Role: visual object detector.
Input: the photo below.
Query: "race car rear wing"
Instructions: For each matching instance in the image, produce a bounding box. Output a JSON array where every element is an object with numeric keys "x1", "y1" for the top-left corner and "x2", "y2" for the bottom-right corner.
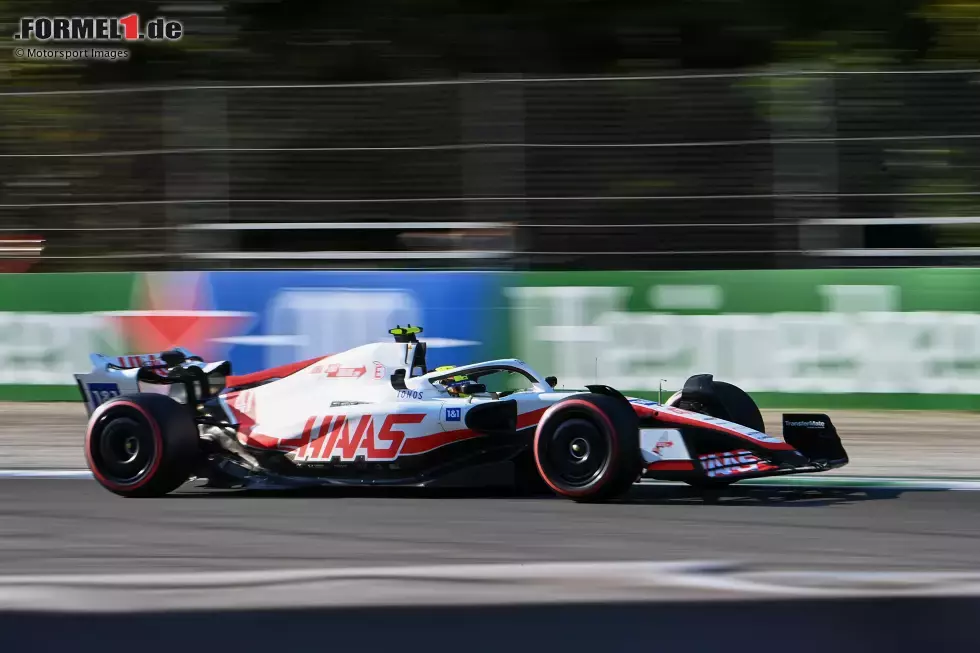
[
  {"x1": 90, "y1": 348, "x2": 199, "y2": 372},
  {"x1": 75, "y1": 348, "x2": 231, "y2": 415}
]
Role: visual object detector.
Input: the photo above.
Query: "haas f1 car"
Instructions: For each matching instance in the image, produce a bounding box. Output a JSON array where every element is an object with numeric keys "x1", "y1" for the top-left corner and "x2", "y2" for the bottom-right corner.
[{"x1": 76, "y1": 326, "x2": 848, "y2": 501}]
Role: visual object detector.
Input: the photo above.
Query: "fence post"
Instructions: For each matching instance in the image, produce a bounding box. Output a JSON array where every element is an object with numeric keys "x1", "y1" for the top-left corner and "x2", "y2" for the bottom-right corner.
[
  {"x1": 769, "y1": 66, "x2": 841, "y2": 267},
  {"x1": 460, "y1": 77, "x2": 524, "y2": 266},
  {"x1": 163, "y1": 89, "x2": 232, "y2": 268}
]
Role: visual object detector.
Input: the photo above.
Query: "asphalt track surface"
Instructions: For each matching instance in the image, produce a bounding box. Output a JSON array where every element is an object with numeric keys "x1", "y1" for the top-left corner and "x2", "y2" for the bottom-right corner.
[
  {"x1": 3, "y1": 478, "x2": 980, "y2": 575},
  {"x1": 8, "y1": 402, "x2": 980, "y2": 477}
]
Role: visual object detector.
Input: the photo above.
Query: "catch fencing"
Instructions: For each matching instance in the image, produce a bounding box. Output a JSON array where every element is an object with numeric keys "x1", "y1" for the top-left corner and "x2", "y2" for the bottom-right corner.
[{"x1": 2, "y1": 68, "x2": 980, "y2": 270}]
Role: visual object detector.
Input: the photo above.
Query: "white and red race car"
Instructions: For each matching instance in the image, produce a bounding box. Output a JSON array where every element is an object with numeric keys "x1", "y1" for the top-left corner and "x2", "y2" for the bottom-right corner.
[{"x1": 76, "y1": 325, "x2": 848, "y2": 501}]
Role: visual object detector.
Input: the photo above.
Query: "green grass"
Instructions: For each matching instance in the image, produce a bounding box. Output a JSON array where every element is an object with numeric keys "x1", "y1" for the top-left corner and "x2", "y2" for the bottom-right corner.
[
  {"x1": 626, "y1": 390, "x2": 980, "y2": 411},
  {"x1": 4, "y1": 386, "x2": 980, "y2": 411}
]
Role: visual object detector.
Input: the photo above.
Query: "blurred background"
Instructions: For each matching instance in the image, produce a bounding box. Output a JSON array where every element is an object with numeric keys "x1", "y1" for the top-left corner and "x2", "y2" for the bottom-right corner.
[
  {"x1": 3, "y1": 0, "x2": 980, "y2": 407},
  {"x1": 3, "y1": 0, "x2": 980, "y2": 271},
  {"x1": 6, "y1": 7, "x2": 980, "y2": 644}
]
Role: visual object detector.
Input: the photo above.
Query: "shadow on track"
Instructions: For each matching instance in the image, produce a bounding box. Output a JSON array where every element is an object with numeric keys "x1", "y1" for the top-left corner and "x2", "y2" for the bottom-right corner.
[
  {"x1": 623, "y1": 483, "x2": 906, "y2": 507},
  {"x1": 171, "y1": 480, "x2": 909, "y2": 507}
]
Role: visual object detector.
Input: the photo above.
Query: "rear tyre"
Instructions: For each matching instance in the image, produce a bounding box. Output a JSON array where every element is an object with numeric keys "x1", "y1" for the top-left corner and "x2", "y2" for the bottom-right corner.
[
  {"x1": 85, "y1": 393, "x2": 200, "y2": 497},
  {"x1": 533, "y1": 394, "x2": 641, "y2": 503}
]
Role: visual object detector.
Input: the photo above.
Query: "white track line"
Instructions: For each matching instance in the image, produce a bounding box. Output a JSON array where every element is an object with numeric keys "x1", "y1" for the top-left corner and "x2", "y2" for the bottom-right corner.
[
  {"x1": 639, "y1": 477, "x2": 980, "y2": 490},
  {"x1": 4, "y1": 470, "x2": 980, "y2": 491},
  {"x1": 0, "y1": 470, "x2": 93, "y2": 479},
  {"x1": 3, "y1": 561, "x2": 980, "y2": 613},
  {"x1": 4, "y1": 469, "x2": 980, "y2": 489},
  {"x1": 0, "y1": 560, "x2": 734, "y2": 588}
]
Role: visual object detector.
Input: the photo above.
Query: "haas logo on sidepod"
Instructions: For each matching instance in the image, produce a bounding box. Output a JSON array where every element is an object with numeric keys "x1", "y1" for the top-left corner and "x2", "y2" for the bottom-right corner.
[{"x1": 281, "y1": 413, "x2": 426, "y2": 462}]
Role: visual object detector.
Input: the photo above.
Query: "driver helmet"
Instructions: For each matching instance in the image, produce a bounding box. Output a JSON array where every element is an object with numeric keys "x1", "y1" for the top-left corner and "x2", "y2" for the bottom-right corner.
[{"x1": 434, "y1": 365, "x2": 476, "y2": 397}]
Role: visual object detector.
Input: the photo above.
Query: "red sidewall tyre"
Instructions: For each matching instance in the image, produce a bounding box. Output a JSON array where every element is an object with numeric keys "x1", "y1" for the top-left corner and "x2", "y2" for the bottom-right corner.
[
  {"x1": 533, "y1": 394, "x2": 641, "y2": 503},
  {"x1": 85, "y1": 393, "x2": 199, "y2": 497}
]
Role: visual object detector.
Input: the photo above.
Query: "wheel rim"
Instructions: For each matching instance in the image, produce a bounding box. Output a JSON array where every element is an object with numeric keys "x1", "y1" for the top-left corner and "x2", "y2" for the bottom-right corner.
[
  {"x1": 543, "y1": 417, "x2": 610, "y2": 488},
  {"x1": 93, "y1": 416, "x2": 156, "y2": 485}
]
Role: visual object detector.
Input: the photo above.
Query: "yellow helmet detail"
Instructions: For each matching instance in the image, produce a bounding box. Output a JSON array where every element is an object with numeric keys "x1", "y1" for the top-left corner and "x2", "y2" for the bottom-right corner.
[{"x1": 435, "y1": 365, "x2": 468, "y2": 383}]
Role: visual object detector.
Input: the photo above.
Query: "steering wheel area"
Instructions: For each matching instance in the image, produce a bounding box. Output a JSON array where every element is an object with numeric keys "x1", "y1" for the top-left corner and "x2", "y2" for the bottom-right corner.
[{"x1": 430, "y1": 365, "x2": 540, "y2": 399}]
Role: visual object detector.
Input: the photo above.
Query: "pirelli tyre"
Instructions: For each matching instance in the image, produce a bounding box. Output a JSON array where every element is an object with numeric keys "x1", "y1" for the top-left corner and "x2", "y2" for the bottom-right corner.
[
  {"x1": 533, "y1": 393, "x2": 642, "y2": 503},
  {"x1": 679, "y1": 379, "x2": 764, "y2": 490},
  {"x1": 85, "y1": 393, "x2": 200, "y2": 497},
  {"x1": 670, "y1": 377, "x2": 765, "y2": 435},
  {"x1": 707, "y1": 381, "x2": 766, "y2": 435}
]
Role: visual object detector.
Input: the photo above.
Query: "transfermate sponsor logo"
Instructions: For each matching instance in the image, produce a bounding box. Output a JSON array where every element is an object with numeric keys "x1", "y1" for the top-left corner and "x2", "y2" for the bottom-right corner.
[{"x1": 784, "y1": 420, "x2": 826, "y2": 428}]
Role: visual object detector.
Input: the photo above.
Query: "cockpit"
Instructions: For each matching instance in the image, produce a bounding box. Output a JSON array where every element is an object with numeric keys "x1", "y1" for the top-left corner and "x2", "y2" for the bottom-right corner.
[
  {"x1": 429, "y1": 364, "x2": 549, "y2": 397},
  {"x1": 387, "y1": 324, "x2": 557, "y2": 398}
]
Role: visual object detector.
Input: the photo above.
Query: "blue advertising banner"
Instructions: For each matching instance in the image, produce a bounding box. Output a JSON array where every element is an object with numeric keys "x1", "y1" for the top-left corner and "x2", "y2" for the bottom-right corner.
[{"x1": 206, "y1": 271, "x2": 504, "y2": 375}]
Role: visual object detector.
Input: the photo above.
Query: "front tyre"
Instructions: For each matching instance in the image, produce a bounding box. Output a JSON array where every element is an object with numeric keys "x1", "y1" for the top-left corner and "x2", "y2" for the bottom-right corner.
[
  {"x1": 85, "y1": 393, "x2": 200, "y2": 497},
  {"x1": 533, "y1": 394, "x2": 641, "y2": 503},
  {"x1": 669, "y1": 376, "x2": 765, "y2": 434},
  {"x1": 671, "y1": 377, "x2": 764, "y2": 491},
  {"x1": 709, "y1": 381, "x2": 765, "y2": 434}
]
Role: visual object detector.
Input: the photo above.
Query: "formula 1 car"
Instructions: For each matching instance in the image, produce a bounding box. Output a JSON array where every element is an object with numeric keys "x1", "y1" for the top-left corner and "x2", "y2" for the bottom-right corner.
[{"x1": 75, "y1": 325, "x2": 848, "y2": 501}]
